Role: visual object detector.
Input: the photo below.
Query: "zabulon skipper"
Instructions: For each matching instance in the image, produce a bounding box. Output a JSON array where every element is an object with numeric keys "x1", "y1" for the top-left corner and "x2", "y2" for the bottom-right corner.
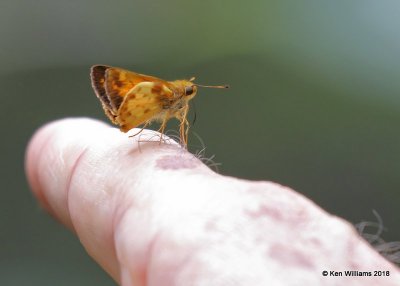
[{"x1": 90, "y1": 65, "x2": 228, "y2": 147}]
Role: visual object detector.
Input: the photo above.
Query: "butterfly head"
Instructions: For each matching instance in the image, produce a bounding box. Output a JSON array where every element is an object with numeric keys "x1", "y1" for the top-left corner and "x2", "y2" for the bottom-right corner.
[
  {"x1": 173, "y1": 78, "x2": 229, "y2": 101},
  {"x1": 171, "y1": 79, "x2": 198, "y2": 100}
]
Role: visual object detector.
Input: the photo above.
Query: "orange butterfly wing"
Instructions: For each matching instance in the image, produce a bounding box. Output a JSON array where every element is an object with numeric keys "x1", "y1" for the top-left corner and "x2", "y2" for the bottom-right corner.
[
  {"x1": 117, "y1": 82, "x2": 173, "y2": 132},
  {"x1": 91, "y1": 65, "x2": 175, "y2": 131}
]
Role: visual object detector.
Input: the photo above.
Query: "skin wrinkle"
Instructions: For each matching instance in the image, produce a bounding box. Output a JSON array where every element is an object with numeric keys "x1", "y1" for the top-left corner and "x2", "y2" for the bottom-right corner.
[
  {"x1": 144, "y1": 227, "x2": 204, "y2": 286},
  {"x1": 64, "y1": 130, "x2": 123, "y2": 283},
  {"x1": 65, "y1": 146, "x2": 89, "y2": 234},
  {"x1": 112, "y1": 202, "x2": 153, "y2": 286},
  {"x1": 110, "y1": 160, "x2": 181, "y2": 286},
  {"x1": 144, "y1": 231, "x2": 161, "y2": 286},
  {"x1": 111, "y1": 163, "x2": 202, "y2": 285},
  {"x1": 110, "y1": 144, "x2": 202, "y2": 284},
  {"x1": 111, "y1": 199, "x2": 135, "y2": 282}
]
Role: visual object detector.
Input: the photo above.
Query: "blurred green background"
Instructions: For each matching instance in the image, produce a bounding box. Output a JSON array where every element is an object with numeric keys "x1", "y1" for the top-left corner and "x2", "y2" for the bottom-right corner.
[{"x1": 1, "y1": 0, "x2": 399, "y2": 284}]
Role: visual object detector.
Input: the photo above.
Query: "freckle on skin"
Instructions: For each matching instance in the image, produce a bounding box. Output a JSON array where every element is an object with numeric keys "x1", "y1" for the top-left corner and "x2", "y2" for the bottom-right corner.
[
  {"x1": 268, "y1": 243, "x2": 315, "y2": 269},
  {"x1": 245, "y1": 204, "x2": 283, "y2": 221},
  {"x1": 156, "y1": 155, "x2": 199, "y2": 170},
  {"x1": 205, "y1": 219, "x2": 218, "y2": 231},
  {"x1": 243, "y1": 190, "x2": 309, "y2": 226}
]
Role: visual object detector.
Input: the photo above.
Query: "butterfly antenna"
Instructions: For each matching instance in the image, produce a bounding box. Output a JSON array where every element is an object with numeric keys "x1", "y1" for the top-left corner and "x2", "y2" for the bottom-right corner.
[{"x1": 194, "y1": 84, "x2": 229, "y2": 89}]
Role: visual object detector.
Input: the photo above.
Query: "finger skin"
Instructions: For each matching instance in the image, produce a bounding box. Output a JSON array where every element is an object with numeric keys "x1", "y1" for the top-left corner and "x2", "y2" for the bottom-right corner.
[{"x1": 25, "y1": 118, "x2": 400, "y2": 286}]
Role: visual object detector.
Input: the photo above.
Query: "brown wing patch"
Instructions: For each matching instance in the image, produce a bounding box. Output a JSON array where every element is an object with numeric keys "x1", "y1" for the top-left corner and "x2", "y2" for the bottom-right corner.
[
  {"x1": 90, "y1": 65, "x2": 110, "y2": 107},
  {"x1": 90, "y1": 65, "x2": 117, "y2": 122},
  {"x1": 116, "y1": 82, "x2": 172, "y2": 132}
]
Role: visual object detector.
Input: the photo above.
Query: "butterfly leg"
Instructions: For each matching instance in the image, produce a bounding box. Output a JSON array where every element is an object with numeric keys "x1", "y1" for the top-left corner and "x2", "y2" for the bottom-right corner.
[
  {"x1": 179, "y1": 105, "x2": 189, "y2": 148},
  {"x1": 129, "y1": 121, "x2": 150, "y2": 138},
  {"x1": 158, "y1": 116, "x2": 169, "y2": 145}
]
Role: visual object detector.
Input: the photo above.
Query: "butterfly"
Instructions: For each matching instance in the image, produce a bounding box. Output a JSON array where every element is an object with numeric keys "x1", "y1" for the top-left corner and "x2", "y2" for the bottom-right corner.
[{"x1": 90, "y1": 65, "x2": 228, "y2": 147}]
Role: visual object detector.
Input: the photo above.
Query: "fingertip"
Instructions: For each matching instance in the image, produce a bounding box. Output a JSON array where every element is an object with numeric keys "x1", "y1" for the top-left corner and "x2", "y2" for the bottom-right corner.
[
  {"x1": 25, "y1": 118, "x2": 112, "y2": 227},
  {"x1": 24, "y1": 117, "x2": 208, "y2": 282},
  {"x1": 25, "y1": 119, "x2": 61, "y2": 214}
]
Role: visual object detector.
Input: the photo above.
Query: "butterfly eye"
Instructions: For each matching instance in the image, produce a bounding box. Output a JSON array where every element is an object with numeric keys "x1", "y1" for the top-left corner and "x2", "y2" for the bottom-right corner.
[{"x1": 185, "y1": 86, "x2": 194, "y2": 96}]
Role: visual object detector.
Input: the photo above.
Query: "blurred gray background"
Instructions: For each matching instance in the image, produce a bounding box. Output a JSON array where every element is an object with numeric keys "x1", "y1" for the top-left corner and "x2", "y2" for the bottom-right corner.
[{"x1": 1, "y1": 0, "x2": 399, "y2": 284}]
